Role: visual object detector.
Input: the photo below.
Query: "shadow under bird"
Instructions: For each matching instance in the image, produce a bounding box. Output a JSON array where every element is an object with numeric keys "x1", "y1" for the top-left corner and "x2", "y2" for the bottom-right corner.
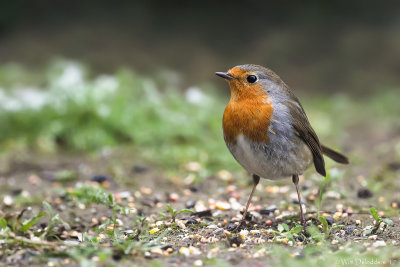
[{"x1": 216, "y1": 64, "x2": 349, "y2": 229}]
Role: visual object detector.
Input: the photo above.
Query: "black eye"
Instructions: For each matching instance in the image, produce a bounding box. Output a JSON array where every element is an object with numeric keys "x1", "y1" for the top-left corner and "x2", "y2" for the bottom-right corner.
[{"x1": 246, "y1": 75, "x2": 257, "y2": 83}]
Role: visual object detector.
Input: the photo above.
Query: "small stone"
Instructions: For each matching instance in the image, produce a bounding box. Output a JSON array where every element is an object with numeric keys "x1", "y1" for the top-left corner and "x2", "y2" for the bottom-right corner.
[
  {"x1": 123, "y1": 230, "x2": 134, "y2": 236},
  {"x1": 116, "y1": 191, "x2": 132, "y2": 199},
  {"x1": 179, "y1": 246, "x2": 201, "y2": 256},
  {"x1": 325, "y1": 217, "x2": 334, "y2": 225},
  {"x1": 169, "y1": 193, "x2": 179, "y2": 202},
  {"x1": 132, "y1": 165, "x2": 148, "y2": 173},
  {"x1": 372, "y1": 240, "x2": 386, "y2": 247},
  {"x1": 3, "y1": 195, "x2": 13, "y2": 206},
  {"x1": 140, "y1": 187, "x2": 152, "y2": 195},
  {"x1": 150, "y1": 248, "x2": 163, "y2": 255},
  {"x1": 240, "y1": 230, "x2": 249, "y2": 240},
  {"x1": 217, "y1": 170, "x2": 234, "y2": 181},
  {"x1": 326, "y1": 191, "x2": 341, "y2": 199},
  {"x1": 194, "y1": 260, "x2": 203, "y2": 266},
  {"x1": 28, "y1": 174, "x2": 41, "y2": 185},
  {"x1": 343, "y1": 225, "x2": 356, "y2": 235},
  {"x1": 186, "y1": 201, "x2": 196, "y2": 209},
  {"x1": 260, "y1": 205, "x2": 277, "y2": 215},
  {"x1": 91, "y1": 175, "x2": 108, "y2": 183},
  {"x1": 368, "y1": 235, "x2": 377, "y2": 240},
  {"x1": 333, "y1": 212, "x2": 342, "y2": 221},
  {"x1": 355, "y1": 220, "x2": 361, "y2": 225},
  {"x1": 357, "y1": 188, "x2": 373, "y2": 198},
  {"x1": 265, "y1": 220, "x2": 273, "y2": 226},
  {"x1": 184, "y1": 217, "x2": 199, "y2": 225},
  {"x1": 331, "y1": 239, "x2": 339, "y2": 245},
  {"x1": 184, "y1": 162, "x2": 202, "y2": 172},
  {"x1": 215, "y1": 201, "x2": 231, "y2": 210},
  {"x1": 91, "y1": 218, "x2": 99, "y2": 226}
]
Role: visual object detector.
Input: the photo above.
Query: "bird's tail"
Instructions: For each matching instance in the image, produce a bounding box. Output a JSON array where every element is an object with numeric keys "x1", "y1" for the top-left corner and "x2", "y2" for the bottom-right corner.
[{"x1": 321, "y1": 145, "x2": 349, "y2": 164}]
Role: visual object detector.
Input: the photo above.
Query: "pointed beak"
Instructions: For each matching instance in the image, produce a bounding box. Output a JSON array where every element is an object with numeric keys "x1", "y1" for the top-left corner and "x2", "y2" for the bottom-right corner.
[{"x1": 215, "y1": 72, "x2": 234, "y2": 80}]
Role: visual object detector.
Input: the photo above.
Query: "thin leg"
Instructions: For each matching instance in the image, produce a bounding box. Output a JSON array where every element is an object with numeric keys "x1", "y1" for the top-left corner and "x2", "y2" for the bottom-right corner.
[
  {"x1": 292, "y1": 174, "x2": 305, "y2": 225},
  {"x1": 232, "y1": 174, "x2": 260, "y2": 231}
]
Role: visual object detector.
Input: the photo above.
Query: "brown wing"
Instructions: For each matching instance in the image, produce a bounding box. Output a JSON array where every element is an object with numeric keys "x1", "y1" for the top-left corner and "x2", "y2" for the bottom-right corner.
[{"x1": 284, "y1": 98, "x2": 326, "y2": 177}]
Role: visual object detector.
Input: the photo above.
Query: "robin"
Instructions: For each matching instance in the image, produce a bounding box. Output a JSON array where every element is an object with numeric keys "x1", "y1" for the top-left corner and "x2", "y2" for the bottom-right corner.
[{"x1": 215, "y1": 64, "x2": 349, "y2": 228}]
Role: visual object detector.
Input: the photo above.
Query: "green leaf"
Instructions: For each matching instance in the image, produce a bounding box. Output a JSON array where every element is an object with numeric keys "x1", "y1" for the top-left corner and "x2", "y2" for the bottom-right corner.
[
  {"x1": 278, "y1": 223, "x2": 289, "y2": 233},
  {"x1": 284, "y1": 232, "x2": 295, "y2": 242},
  {"x1": 370, "y1": 207, "x2": 380, "y2": 221},
  {"x1": 166, "y1": 204, "x2": 175, "y2": 215},
  {"x1": 330, "y1": 225, "x2": 345, "y2": 231},
  {"x1": 306, "y1": 225, "x2": 323, "y2": 242},
  {"x1": 318, "y1": 216, "x2": 328, "y2": 234},
  {"x1": 19, "y1": 212, "x2": 45, "y2": 232},
  {"x1": 382, "y1": 218, "x2": 394, "y2": 226},
  {"x1": 177, "y1": 209, "x2": 194, "y2": 214},
  {"x1": 363, "y1": 227, "x2": 373, "y2": 236},
  {"x1": 43, "y1": 201, "x2": 53, "y2": 215},
  {"x1": 0, "y1": 218, "x2": 8, "y2": 229},
  {"x1": 292, "y1": 225, "x2": 303, "y2": 234}
]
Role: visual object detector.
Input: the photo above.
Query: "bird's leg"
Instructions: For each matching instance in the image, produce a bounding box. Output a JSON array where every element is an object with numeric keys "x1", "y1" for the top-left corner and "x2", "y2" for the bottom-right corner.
[
  {"x1": 292, "y1": 174, "x2": 305, "y2": 225},
  {"x1": 232, "y1": 174, "x2": 260, "y2": 231}
]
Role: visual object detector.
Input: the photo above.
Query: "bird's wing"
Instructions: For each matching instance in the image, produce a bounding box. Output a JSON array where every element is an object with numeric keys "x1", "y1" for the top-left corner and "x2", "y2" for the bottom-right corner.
[{"x1": 283, "y1": 97, "x2": 326, "y2": 176}]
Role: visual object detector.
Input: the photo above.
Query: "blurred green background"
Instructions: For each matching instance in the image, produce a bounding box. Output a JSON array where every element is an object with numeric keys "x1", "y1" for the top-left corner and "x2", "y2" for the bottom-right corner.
[{"x1": 1, "y1": 1, "x2": 400, "y2": 172}]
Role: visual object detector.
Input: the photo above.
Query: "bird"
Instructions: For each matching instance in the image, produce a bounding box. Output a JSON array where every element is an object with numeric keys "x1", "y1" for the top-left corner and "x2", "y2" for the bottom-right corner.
[{"x1": 215, "y1": 64, "x2": 349, "y2": 228}]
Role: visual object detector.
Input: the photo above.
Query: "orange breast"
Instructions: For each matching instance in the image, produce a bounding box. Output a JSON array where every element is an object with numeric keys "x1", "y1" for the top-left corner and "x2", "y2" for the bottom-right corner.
[{"x1": 223, "y1": 97, "x2": 273, "y2": 144}]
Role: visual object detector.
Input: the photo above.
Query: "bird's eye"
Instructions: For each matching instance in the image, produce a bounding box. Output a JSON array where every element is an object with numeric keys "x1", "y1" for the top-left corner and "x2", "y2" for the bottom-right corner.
[{"x1": 246, "y1": 75, "x2": 257, "y2": 83}]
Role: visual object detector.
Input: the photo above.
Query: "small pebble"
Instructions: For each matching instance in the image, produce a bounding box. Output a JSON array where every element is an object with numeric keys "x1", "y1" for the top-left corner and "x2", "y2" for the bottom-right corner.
[
  {"x1": 325, "y1": 217, "x2": 334, "y2": 225},
  {"x1": 117, "y1": 191, "x2": 132, "y2": 199},
  {"x1": 215, "y1": 201, "x2": 231, "y2": 210},
  {"x1": 179, "y1": 246, "x2": 201, "y2": 256},
  {"x1": 355, "y1": 220, "x2": 361, "y2": 225},
  {"x1": 132, "y1": 165, "x2": 148, "y2": 173},
  {"x1": 194, "y1": 260, "x2": 203, "y2": 266},
  {"x1": 140, "y1": 187, "x2": 152, "y2": 195},
  {"x1": 3, "y1": 195, "x2": 13, "y2": 206},
  {"x1": 343, "y1": 225, "x2": 356, "y2": 235},
  {"x1": 91, "y1": 175, "x2": 108, "y2": 184},
  {"x1": 368, "y1": 235, "x2": 377, "y2": 240},
  {"x1": 123, "y1": 230, "x2": 134, "y2": 236},
  {"x1": 184, "y1": 162, "x2": 202, "y2": 172},
  {"x1": 372, "y1": 240, "x2": 386, "y2": 247},
  {"x1": 217, "y1": 170, "x2": 234, "y2": 181},
  {"x1": 185, "y1": 201, "x2": 196, "y2": 209},
  {"x1": 169, "y1": 193, "x2": 180, "y2": 202},
  {"x1": 184, "y1": 217, "x2": 199, "y2": 225},
  {"x1": 357, "y1": 188, "x2": 373, "y2": 198},
  {"x1": 150, "y1": 248, "x2": 163, "y2": 255},
  {"x1": 265, "y1": 220, "x2": 273, "y2": 226}
]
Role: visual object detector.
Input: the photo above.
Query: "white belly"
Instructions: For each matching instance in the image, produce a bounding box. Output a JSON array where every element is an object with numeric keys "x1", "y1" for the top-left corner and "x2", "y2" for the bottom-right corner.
[{"x1": 227, "y1": 134, "x2": 313, "y2": 180}]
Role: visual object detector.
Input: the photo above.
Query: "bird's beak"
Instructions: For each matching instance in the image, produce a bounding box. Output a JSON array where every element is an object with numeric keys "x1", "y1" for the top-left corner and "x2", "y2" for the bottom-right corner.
[{"x1": 215, "y1": 72, "x2": 234, "y2": 80}]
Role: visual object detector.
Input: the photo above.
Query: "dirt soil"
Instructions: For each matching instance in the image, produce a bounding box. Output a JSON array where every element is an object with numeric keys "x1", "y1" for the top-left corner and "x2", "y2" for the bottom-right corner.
[{"x1": 1, "y1": 131, "x2": 400, "y2": 267}]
